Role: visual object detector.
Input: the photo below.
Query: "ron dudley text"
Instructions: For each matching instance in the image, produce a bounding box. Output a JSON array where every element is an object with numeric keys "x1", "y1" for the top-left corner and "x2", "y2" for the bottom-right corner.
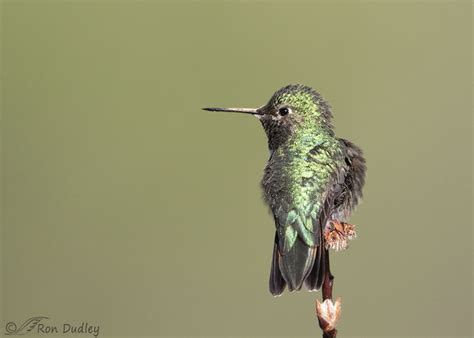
[{"x1": 38, "y1": 322, "x2": 100, "y2": 337}]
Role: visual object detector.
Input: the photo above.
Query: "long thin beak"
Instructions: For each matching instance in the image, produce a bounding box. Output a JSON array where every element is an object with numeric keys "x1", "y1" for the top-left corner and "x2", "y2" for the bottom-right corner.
[{"x1": 202, "y1": 107, "x2": 263, "y2": 116}]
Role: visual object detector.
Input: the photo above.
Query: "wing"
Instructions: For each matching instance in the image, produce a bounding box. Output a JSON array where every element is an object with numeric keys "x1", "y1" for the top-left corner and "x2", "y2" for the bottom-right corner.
[
  {"x1": 304, "y1": 139, "x2": 366, "y2": 290},
  {"x1": 332, "y1": 138, "x2": 366, "y2": 219}
]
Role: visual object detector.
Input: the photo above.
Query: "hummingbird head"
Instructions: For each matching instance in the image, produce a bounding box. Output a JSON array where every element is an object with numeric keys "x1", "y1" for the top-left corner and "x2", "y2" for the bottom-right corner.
[{"x1": 203, "y1": 84, "x2": 333, "y2": 151}]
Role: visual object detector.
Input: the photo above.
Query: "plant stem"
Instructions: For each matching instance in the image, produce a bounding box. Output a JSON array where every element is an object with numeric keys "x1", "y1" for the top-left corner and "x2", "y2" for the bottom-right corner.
[{"x1": 319, "y1": 249, "x2": 337, "y2": 338}]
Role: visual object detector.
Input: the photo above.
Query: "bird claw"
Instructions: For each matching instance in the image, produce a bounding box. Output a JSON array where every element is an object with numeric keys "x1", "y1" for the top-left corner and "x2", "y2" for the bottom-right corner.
[
  {"x1": 316, "y1": 297, "x2": 342, "y2": 332},
  {"x1": 324, "y1": 221, "x2": 357, "y2": 251}
]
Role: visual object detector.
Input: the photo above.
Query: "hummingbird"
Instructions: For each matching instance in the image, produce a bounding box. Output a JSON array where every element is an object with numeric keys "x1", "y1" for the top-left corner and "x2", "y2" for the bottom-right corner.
[{"x1": 204, "y1": 84, "x2": 366, "y2": 296}]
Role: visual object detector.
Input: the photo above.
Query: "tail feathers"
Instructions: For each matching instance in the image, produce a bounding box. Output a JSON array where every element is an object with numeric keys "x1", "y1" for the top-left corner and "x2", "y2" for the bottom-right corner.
[
  {"x1": 269, "y1": 233, "x2": 286, "y2": 296},
  {"x1": 303, "y1": 245, "x2": 321, "y2": 290},
  {"x1": 279, "y1": 237, "x2": 316, "y2": 292},
  {"x1": 304, "y1": 242, "x2": 326, "y2": 291},
  {"x1": 304, "y1": 231, "x2": 326, "y2": 291},
  {"x1": 270, "y1": 233, "x2": 326, "y2": 295}
]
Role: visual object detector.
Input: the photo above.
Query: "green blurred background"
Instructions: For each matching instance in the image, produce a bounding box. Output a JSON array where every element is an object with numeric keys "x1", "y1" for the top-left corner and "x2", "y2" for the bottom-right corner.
[{"x1": 1, "y1": 1, "x2": 472, "y2": 337}]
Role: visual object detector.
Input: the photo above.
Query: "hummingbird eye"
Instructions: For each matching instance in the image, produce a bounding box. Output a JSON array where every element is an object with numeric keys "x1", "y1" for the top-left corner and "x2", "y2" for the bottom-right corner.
[{"x1": 278, "y1": 107, "x2": 291, "y2": 116}]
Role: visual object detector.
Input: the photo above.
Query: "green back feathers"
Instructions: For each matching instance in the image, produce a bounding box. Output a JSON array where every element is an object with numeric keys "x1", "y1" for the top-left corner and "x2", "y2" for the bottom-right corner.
[{"x1": 274, "y1": 136, "x2": 343, "y2": 251}]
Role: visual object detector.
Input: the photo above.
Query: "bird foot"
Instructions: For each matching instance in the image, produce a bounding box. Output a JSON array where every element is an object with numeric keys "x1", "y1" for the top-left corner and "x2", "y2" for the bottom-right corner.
[
  {"x1": 316, "y1": 297, "x2": 342, "y2": 333},
  {"x1": 324, "y1": 221, "x2": 356, "y2": 251}
]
